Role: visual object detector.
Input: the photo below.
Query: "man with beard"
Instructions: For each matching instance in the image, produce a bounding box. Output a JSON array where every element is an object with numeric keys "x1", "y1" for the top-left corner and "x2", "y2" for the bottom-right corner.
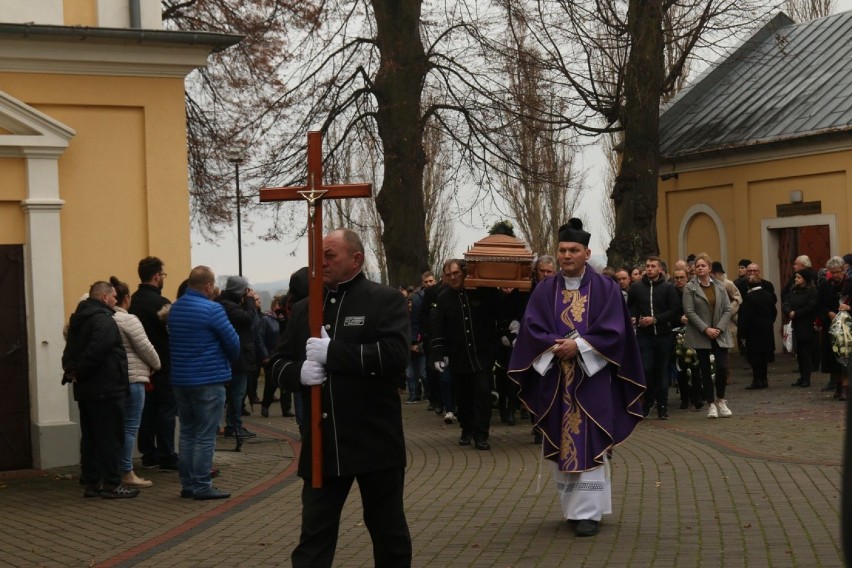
[{"x1": 129, "y1": 256, "x2": 178, "y2": 471}]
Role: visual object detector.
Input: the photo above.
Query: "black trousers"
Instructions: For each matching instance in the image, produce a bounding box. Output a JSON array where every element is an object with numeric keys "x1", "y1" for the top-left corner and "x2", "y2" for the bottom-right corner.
[
  {"x1": 452, "y1": 368, "x2": 493, "y2": 442},
  {"x1": 292, "y1": 468, "x2": 412, "y2": 568},
  {"x1": 138, "y1": 372, "x2": 178, "y2": 465},
  {"x1": 78, "y1": 397, "x2": 124, "y2": 487}
]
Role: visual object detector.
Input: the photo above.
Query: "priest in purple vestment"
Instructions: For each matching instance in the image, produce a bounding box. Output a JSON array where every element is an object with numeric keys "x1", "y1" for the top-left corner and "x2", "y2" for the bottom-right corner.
[{"x1": 508, "y1": 218, "x2": 645, "y2": 537}]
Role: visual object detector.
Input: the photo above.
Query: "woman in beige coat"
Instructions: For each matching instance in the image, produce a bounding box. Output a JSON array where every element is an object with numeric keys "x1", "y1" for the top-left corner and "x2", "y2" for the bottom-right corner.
[
  {"x1": 682, "y1": 254, "x2": 733, "y2": 419},
  {"x1": 111, "y1": 277, "x2": 161, "y2": 488}
]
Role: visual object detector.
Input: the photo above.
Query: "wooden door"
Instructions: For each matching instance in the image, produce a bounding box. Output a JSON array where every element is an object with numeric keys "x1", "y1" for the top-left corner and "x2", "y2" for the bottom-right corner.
[{"x1": 0, "y1": 245, "x2": 32, "y2": 471}]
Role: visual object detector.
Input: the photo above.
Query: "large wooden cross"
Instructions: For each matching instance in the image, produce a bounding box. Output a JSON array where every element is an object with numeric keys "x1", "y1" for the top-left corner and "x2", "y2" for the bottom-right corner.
[{"x1": 260, "y1": 131, "x2": 372, "y2": 488}]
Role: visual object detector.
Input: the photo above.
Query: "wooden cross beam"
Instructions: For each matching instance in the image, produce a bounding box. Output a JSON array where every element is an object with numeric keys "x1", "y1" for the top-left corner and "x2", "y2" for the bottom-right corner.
[{"x1": 260, "y1": 131, "x2": 372, "y2": 488}]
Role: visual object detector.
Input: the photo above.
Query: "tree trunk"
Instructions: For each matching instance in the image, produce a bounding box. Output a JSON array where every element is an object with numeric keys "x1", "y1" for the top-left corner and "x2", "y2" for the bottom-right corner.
[
  {"x1": 372, "y1": 0, "x2": 430, "y2": 287},
  {"x1": 607, "y1": 0, "x2": 664, "y2": 269}
]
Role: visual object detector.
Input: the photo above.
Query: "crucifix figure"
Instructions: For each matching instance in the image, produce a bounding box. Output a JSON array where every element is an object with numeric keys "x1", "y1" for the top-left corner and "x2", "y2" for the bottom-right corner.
[{"x1": 260, "y1": 131, "x2": 371, "y2": 488}]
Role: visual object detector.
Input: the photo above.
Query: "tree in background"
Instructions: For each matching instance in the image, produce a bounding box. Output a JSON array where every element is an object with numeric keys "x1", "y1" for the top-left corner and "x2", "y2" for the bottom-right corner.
[{"x1": 784, "y1": 0, "x2": 835, "y2": 22}]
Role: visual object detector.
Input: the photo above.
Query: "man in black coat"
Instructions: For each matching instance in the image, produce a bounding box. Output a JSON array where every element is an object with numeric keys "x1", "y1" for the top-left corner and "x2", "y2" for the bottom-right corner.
[
  {"x1": 129, "y1": 256, "x2": 178, "y2": 470},
  {"x1": 270, "y1": 228, "x2": 412, "y2": 568},
  {"x1": 63, "y1": 281, "x2": 137, "y2": 499},
  {"x1": 740, "y1": 263, "x2": 778, "y2": 389},
  {"x1": 628, "y1": 256, "x2": 682, "y2": 419},
  {"x1": 431, "y1": 259, "x2": 502, "y2": 450}
]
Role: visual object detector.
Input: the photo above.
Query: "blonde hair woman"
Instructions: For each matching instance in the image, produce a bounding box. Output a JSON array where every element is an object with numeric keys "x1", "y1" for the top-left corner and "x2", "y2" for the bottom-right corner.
[{"x1": 682, "y1": 254, "x2": 734, "y2": 418}]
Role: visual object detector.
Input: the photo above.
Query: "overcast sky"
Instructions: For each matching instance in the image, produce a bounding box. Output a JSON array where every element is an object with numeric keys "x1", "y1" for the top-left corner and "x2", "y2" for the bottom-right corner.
[{"x1": 191, "y1": 3, "x2": 852, "y2": 288}]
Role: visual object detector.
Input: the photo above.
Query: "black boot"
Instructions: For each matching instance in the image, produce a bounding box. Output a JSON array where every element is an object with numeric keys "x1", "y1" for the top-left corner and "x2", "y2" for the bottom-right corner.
[
  {"x1": 791, "y1": 378, "x2": 804, "y2": 387},
  {"x1": 745, "y1": 383, "x2": 762, "y2": 390}
]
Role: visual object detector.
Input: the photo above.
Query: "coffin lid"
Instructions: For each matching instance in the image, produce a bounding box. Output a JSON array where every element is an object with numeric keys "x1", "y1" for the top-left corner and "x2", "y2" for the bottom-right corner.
[{"x1": 463, "y1": 234, "x2": 533, "y2": 262}]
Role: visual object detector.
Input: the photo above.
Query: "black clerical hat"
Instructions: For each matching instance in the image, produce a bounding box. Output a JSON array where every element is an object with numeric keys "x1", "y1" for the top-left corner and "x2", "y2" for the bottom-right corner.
[{"x1": 557, "y1": 218, "x2": 590, "y2": 247}]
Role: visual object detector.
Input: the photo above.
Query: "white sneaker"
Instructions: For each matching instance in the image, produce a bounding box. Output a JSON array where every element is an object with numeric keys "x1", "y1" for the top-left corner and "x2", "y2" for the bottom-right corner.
[
  {"x1": 707, "y1": 403, "x2": 718, "y2": 419},
  {"x1": 716, "y1": 399, "x2": 732, "y2": 417},
  {"x1": 444, "y1": 411, "x2": 455, "y2": 424}
]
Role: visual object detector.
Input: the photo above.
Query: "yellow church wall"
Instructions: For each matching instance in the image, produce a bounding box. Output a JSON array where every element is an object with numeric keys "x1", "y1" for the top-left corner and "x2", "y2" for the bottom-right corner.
[
  {"x1": 659, "y1": 148, "x2": 852, "y2": 271},
  {"x1": 0, "y1": 72, "x2": 192, "y2": 315},
  {"x1": 62, "y1": 0, "x2": 98, "y2": 26}
]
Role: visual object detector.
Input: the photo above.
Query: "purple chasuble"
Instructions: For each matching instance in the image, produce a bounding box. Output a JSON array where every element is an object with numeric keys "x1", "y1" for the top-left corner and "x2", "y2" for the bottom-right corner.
[{"x1": 508, "y1": 267, "x2": 645, "y2": 472}]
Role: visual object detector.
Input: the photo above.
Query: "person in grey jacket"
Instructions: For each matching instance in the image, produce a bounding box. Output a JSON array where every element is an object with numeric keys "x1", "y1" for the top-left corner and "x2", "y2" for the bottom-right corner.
[{"x1": 682, "y1": 253, "x2": 734, "y2": 419}]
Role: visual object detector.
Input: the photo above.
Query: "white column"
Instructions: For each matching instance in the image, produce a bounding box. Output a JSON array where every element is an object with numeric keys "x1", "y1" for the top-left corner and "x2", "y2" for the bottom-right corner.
[{"x1": 21, "y1": 152, "x2": 78, "y2": 469}]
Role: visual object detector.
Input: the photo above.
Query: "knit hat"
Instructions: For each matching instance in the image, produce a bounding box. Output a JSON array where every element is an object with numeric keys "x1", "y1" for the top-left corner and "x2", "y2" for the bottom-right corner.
[
  {"x1": 224, "y1": 275, "x2": 249, "y2": 296},
  {"x1": 711, "y1": 261, "x2": 725, "y2": 274},
  {"x1": 843, "y1": 254, "x2": 852, "y2": 266}
]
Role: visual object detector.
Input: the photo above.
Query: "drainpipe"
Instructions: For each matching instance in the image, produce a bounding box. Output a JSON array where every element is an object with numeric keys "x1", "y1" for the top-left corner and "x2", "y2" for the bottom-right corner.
[{"x1": 129, "y1": 0, "x2": 141, "y2": 28}]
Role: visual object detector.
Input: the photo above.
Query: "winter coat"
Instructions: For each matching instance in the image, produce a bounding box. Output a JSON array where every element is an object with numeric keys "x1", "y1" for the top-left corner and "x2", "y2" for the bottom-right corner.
[
  {"x1": 114, "y1": 307, "x2": 161, "y2": 384},
  {"x1": 783, "y1": 285, "x2": 819, "y2": 343},
  {"x1": 169, "y1": 289, "x2": 240, "y2": 387},
  {"x1": 270, "y1": 272, "x2": 409, "y2": 480},
  {"x1": 216, "y1": 291, "x2": 259, "y2": 374},
  {"x1": 738, "y1": 284, "x2": 778, "y2": 355},
  {"x1": 682, "y1": 278, "x2": 734, "y2": 349},
  {"x1": 627, "y1": 275, "x2": 681, "y2": 336},
  {"x1": 128, "y1": 284, "x2": 171, "y2": 374},
  {"x1": 62, "y1": 298, "x2": 129, "y2": 402}
]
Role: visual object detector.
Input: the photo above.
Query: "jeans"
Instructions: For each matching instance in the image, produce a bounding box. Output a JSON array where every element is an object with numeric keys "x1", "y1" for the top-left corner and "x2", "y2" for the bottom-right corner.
[
  {"x1": 225, "y1": 373, "x2": 248, "y2": 433},
  {"x1": 405, "y1": 352, "x2": 426, "y2": 400},
  {"x1": 638, "y1": 334, "x2": 673, "y2": 412},
  {"x1": 174, "y1": 383, "x2": 226, "y2": 493},
  {"x1": 121, "y1": 382, "x2": 146, "y2": 473}
]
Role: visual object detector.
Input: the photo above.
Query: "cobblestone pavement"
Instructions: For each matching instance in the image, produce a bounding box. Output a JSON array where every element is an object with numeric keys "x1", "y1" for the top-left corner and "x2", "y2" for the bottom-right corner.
[{"x1": 0, "y1": 353, "x2": 845, "y2": 567}]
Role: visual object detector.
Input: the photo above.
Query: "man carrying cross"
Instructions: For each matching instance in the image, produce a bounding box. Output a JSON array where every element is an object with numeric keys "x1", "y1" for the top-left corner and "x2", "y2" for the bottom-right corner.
[{"x1": 270, "y1": 228, "x2": 412, "y2": 567}]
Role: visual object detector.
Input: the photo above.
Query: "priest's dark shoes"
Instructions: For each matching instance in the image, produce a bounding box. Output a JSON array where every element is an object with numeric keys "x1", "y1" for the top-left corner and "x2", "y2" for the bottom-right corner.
[{"x1": 574, "y1": 519, "x2": 600, "y2": 537}]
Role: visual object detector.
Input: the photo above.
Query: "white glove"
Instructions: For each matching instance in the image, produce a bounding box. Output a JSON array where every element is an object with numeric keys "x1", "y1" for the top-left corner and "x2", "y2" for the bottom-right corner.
[
  {"x1": 433, "y1": 356, "x2": 449, "y2": 372},
  {"x1": 306, "y1": 326, "x2": 331, "y2": 365},
  {"x1": 508, "y1": 320, "x2": 520, "y2": 334},
  {"x1": 300, "y1": 360, "x2": 327, "y2": 386},
  {"x1": 501, "y1": 336, "x2": 512, "y2": 348}
]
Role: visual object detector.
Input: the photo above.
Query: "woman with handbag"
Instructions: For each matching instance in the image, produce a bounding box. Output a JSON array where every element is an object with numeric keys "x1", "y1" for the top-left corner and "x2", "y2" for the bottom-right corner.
[{"x1": 784, "y1": 268, "x2": 819, "y2": 388}]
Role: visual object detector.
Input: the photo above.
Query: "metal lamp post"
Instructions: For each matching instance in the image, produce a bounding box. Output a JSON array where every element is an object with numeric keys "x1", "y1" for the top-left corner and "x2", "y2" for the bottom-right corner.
[{"x1": 228, "y1": 149, "x2": 244, "y2": 276}]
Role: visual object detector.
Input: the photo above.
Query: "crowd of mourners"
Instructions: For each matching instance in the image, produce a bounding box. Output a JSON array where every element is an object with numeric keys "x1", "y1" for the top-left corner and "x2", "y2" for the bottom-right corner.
[{"x1": 60, "y1": 223, "x2": 852, "y2": 562}]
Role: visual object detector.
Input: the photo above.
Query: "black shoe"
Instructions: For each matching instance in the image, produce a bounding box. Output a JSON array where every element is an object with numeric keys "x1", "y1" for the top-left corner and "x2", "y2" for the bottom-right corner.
[
  {"x1": 658, "y1": 409, "x2": 669, "y2": 420},
  {"x1": 693, "y1": 402, "x2": 704, "y2": 410},
  {"x1": 575, "y1": 519, "x2": 600, "y2": 537},
  {"x1": 791, "y1": 379, "x2": 804, "y2": 387},
  {"x1": 180, "y1": 488, "x2": 194, "y2": 498},
  {"x1": 745, "y1": 383, "x2": 762, "y2": 390},
  {"x1": 101, "y1": 484, "x2": 140, "y2": 499},
  {"x1": 282, "y1": 411, "x2": 295, "y2": 417},
  {"x1": 459, "y1": 434, "x2": 472, "y2": 446},
  {"x1": 679, "y1": 400, "x2": 689, "y2": 410},
  {"x1": 141, "y1": 460, "x2": 159, "y2": 470},
  {"x1": 260, "y1": 405, "x2": 269, "y2": 418},
  {"x1": 159, "y1": 461, "x2": 179, "y2": 471},
  {"x1": 193, "y1": 486, "x2": 231, "y2": 500},
  {"x1": 239, "y1": 428, "x2": 256, "y2": 438},
  {"x1": 241, "y1": 406, "x2": 251, "y2": 416},
  {"x1": 83, "y1": 484, "x2": 102, "y2": 498},
  {"x1": 475, "y1": 440, "x2": 491, "y2": 450}
]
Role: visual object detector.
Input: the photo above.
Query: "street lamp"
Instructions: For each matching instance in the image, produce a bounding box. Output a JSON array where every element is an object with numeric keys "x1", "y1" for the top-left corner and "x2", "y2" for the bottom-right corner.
[{"x1": 227, "y1": 148, "x2": 245, "y2": 276}]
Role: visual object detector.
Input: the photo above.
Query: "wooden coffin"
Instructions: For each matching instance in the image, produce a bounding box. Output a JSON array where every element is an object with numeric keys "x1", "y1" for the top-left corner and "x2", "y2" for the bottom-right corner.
[{"x1": 463, "y1": 234, "x2": 534, "y2": 290}]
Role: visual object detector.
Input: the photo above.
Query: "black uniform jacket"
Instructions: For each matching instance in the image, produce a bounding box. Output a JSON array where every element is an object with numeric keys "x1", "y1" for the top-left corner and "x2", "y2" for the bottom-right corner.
[
  {"x1": 430, "y1": 286, "x2": 501, "y2": 374},
  {"x1": 271, "y1": 272, "x2": 409, "y2": 480}
]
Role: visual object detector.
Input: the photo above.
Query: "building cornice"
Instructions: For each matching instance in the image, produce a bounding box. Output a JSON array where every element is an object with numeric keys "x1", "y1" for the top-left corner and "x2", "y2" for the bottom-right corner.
[{"x1": 0, "y1": 23, "x2": 242, "y2": 78}]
